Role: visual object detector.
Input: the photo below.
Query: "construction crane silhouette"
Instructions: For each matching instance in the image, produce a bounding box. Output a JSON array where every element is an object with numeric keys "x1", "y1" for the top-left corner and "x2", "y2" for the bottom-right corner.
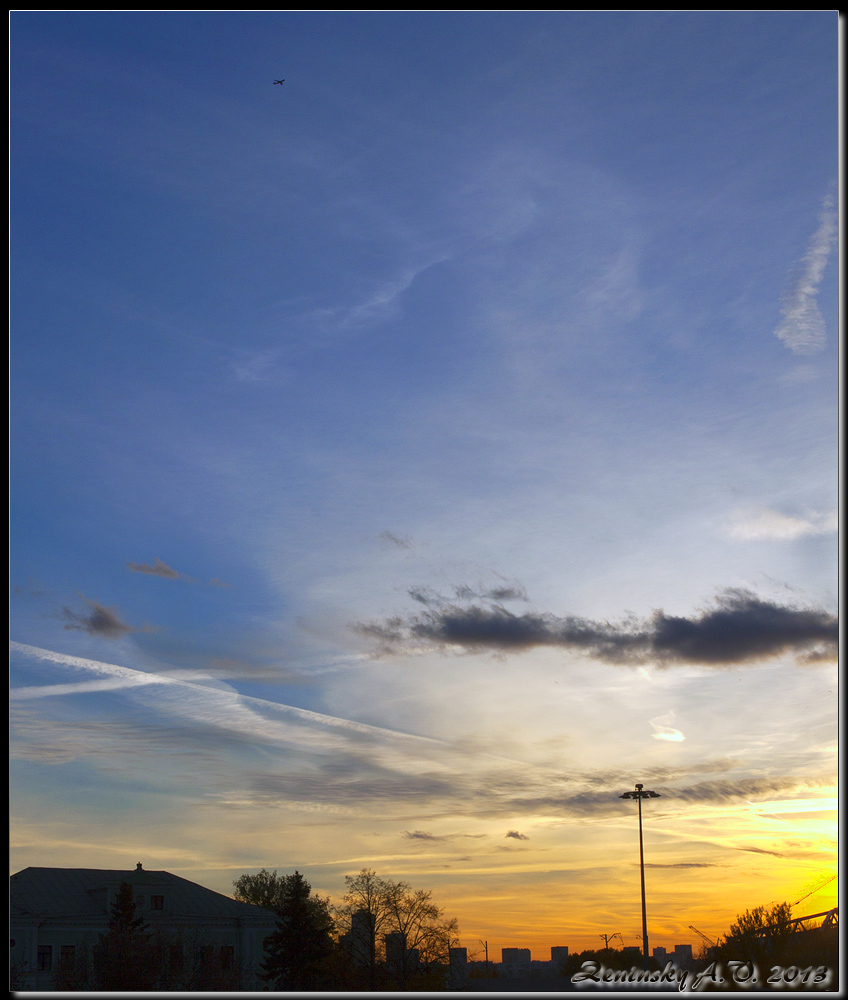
[
  {"x1": 689, "y1": 925, "x2": 718, "y2": 949},
  {"x1": 792, "y1": 873, "x2": 837, "y2": 908}
]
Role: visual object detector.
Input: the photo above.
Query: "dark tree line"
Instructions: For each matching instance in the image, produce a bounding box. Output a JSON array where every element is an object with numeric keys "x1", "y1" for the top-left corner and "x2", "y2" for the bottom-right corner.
[
  {"x1": 233, "y1": 866, "x2": 460, "y2": 991},
  {"x1": 234, "y1": 869, "x2": 335, "y2": 989}
]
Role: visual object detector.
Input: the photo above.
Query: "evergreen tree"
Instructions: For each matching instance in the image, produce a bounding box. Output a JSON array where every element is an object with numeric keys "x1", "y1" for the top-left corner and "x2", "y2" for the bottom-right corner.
[
  {"x1": 95, "y1": 881, "x2": 155, "y2": 990},
  {"x1": 261, "y1": 871, "x2": 334, "y2": 990}
]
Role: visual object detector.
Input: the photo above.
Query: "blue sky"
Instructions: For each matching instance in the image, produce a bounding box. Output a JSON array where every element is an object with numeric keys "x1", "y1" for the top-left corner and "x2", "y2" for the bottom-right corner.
[{"x1": 10, "y1": 12, "x2": 837, "y2": 955}]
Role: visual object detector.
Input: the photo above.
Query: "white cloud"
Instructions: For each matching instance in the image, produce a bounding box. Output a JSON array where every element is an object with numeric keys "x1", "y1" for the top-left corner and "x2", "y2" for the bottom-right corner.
[
  {"x1": 773, "y1": 193, "x2": 836, "y2": 354},
  {"x1": 650, "y1": 711, "x2": 685, "y2": 742},
  {"x1": 725, "y1": 507, "x2": 837, "y2": 541}
]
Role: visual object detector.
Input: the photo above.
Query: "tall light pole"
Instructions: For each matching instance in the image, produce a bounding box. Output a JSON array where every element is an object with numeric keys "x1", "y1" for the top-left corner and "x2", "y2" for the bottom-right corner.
[{"x1": 619, "y1": 783, "x2": 661, "y2": 970}]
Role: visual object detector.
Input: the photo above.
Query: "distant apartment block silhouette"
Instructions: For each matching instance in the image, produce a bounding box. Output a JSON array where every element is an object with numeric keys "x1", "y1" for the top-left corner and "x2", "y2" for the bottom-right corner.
[
  {"x1": 338, "y1": 908, "x2": 376, "y2": 968},
  {"x1": 673, "y1": 943, "x2": 694, "y2": 968},
  {"x1": 501, "y1": 947, "x2": 531, "y2": 964},
  {"x1": 550, "y1": 945, "x2": 569, "y2": 966},
  {"x1": 9, "y1": 865, "x2": 276, "y2": 991},
  {"x1": 500, "y1": 946, "x2": 532, "y2": 978},
  {"x1": 447, "y1": 947, "x2": 469, "y2": 988},
  {"x1": 652, "y1": 945, "x2": 668, "y2": 964}
]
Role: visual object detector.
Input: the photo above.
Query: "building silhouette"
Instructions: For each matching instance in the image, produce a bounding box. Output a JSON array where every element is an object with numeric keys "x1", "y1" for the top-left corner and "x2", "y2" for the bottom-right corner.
[
  {"x1": 673, "y1": 943, "x2": 694, "y2": 968},
  {"x1": 500, "y1": 946, "x2": 532, "y2": 978},
  {"x1": 550, "y1": 945, "x2": 569, "y2": 969},
  {"x1": 9, "y1": 865, "x2": 276, "y2": 991},
  {"x1": 338, "y1": 908, "x2": 376, "y2": 969}
]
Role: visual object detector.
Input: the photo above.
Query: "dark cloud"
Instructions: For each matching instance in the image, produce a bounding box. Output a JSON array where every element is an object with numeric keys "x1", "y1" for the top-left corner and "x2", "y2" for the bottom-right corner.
[
  {"x1": 409, "y1": 582, "x2": 528, "y2": 608},
  {"x1": 127, "y1": 558, "x2": 190, "y2": 581},
  {"x1": 354, "y1": 588, "x2": 837, "y2": 666},
  {"x1": 735, "y1": 845, "x2": 785, "y2": 858},
  {"x1": 644, "y1": 862, "x2": 722, "y2": 869},
  {"x1": 408, "y1": 586, "x2": 443, "y2": 606},
  {"x1": 453, "y1": 583, "x2": 528, "y2": 603},
  {"x1": 205, "y1": 657, "x2": 311, "y2": 684},
  {"x1": 482, "y1": 775, "x2": 827, "y2": 822},
  {"x1": 59, "y1": 598, "x2": 153, "y2": 638},
  {"x1": 12, "y1": 579, "x2": 48, "y2": 599},
  {"x1": 403, "y1": 830, "x2": 444, "y2": 841},
  {"x1": 665, "y1": 775, "x2": 832, "y2": 806},
  {"x1": 251, "y1": 766, "x2": 459, "y2": 807},
  {"x1": 380, "y1": 530, "x2": 414, "y2": 550},
  {"x1": 505, "y1": 830, "x2": 529, "y2": 840}
]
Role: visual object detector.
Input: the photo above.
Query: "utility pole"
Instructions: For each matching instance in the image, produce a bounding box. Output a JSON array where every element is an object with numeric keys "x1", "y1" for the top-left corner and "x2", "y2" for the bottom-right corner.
[
  {"x1": 479, "y1": 939, "x2": 489, "y2": 976},
  {"x1": 599, "y1": 932, "x2": 622, "y2": 950}
]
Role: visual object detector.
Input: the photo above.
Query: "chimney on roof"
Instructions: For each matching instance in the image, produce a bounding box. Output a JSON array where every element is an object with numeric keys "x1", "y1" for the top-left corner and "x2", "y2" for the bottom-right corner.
[{"x1": 136, "y1": 862, "x2": 143, "y2": 871}]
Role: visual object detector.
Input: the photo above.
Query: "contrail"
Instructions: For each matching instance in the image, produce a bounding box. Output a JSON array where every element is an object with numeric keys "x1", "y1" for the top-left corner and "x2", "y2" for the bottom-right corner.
[
  {"x1": 9, "y1": 641, "x2": 448, "y2": 751},
  {"x1": 9, "y1": 641, "x2": 556, "y2": 774}
]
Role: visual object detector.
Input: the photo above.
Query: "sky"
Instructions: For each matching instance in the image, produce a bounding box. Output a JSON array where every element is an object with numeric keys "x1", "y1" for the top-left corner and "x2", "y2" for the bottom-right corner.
[{"x1": 10, "y1": 12, "x2": 838, "y2": 959}]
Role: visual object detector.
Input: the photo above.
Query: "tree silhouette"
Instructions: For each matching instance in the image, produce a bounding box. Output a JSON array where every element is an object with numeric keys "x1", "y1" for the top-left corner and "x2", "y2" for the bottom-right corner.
[
  {"x1": 337, "y1": 868, "x2": 460, "y2": 990},
  {"x1": 233, "y1": 868, "x2": 289, "y2": 910},
  {"x1": 234, "y1": 867, "x2": 333, "y2": 926},
  {"x1": 713, "y1": 900, "x2": 792, "y2": 967},
  {"x1": 95, "y1": 882, "x2": 155, "y2": 990},
  {"x1": 261, "y1": 871, "x2": 335, "y2": 990}
]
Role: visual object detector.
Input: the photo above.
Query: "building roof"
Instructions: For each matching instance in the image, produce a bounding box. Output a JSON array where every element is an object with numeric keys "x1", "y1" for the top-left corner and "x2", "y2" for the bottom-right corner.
[{"x1": 9, "y1": 866, "x2": 277, "y2": 923}]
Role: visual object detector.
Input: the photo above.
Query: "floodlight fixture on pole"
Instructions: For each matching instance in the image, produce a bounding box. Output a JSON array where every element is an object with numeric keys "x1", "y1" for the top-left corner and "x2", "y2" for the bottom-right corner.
[{"x1": 619, "y1": 783, "x2": 661, "y2": 971}]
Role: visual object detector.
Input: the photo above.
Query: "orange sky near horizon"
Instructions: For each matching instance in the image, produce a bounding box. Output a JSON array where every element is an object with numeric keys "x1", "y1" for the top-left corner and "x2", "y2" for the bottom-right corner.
[{"x1": 10, "y1": 781, "x2": 836, "y2": 962}]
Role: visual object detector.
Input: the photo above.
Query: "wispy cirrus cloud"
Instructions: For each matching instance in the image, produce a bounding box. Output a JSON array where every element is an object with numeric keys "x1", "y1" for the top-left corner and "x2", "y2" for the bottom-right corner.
[
  {"x1": 10, "y1": 639, "x2": 835, "y2": 834},
  {"x1": 354, "y1": 588, "x2": 837, "y2": 666},
  {"x1": 309, "y1": 255, "x2": 451, "y2": 332},
  {"x1": 773, "y1": 192, "x2": 836, "y2": 355}
]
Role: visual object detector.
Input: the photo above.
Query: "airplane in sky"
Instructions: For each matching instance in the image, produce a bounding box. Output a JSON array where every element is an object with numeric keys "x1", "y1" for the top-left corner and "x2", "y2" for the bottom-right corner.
[{"x1": 273, "y1": 79, "x2": 285, "y2": 85}]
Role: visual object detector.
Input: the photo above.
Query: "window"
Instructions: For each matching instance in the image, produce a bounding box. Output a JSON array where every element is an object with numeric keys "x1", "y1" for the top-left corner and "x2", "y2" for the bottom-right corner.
[
  {"x1": 150, "y1": 895, "x2": 164, "y2": 910},
  {"x1": 220, "y1": 946, "x2": 235, "y2": 970},
  {"x1": 37, "y1": 945, "x2": 53, "y2": 971},
  {"x1": 60, "y1": 945, "x2": 75, "y2": 963},
  {"x1": 199, "y1": 944, "x2": 215, "y2": 968}
]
